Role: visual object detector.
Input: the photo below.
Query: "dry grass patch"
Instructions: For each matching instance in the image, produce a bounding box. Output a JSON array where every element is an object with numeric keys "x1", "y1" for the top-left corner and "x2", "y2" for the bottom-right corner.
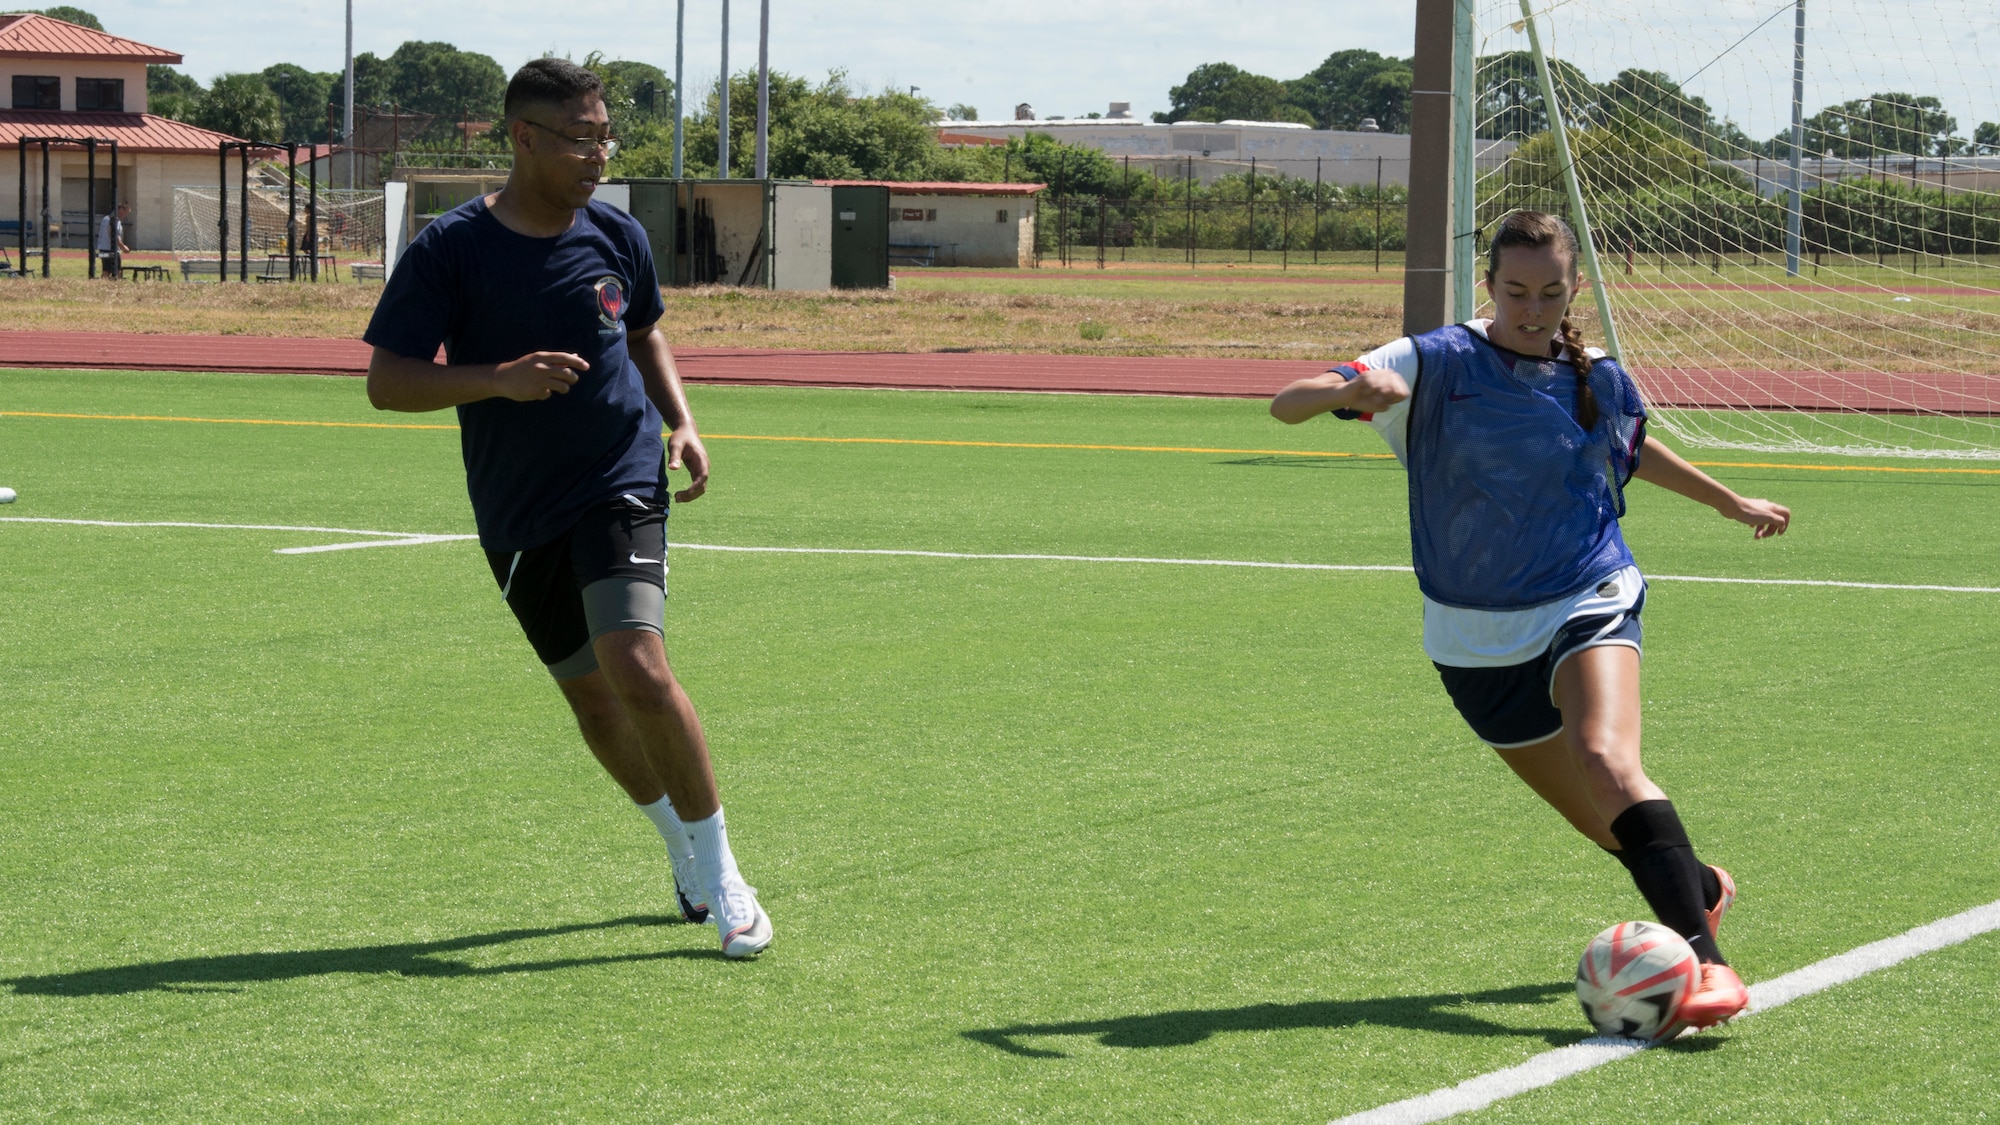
[{"x1": 0, "y1": 278, "x2": 1402, "y2": 361}]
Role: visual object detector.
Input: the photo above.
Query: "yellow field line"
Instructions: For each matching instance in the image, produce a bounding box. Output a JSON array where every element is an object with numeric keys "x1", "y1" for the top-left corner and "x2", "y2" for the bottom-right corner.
[
  {"x1": 702, "y1": 433, "x2": 1394, "y2": 458},
  {"x1": 7, "y1": 410, "x2": 1998, "y2": 473}
]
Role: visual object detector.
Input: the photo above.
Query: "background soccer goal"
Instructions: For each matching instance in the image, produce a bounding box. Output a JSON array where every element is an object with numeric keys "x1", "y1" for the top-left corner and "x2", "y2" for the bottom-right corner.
[
  {"x1": 172, "y1": 187, "x2": 385, "y2": 262},
  {"x1": 1428, "y1": 0, "x2": 2000, "y2": 459}
]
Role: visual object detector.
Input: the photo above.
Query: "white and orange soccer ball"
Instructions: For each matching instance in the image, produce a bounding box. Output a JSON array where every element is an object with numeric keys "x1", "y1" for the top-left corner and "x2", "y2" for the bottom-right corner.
[{"x1": 1575, "y1": 920, "x2": 1701, "y2": 1041}]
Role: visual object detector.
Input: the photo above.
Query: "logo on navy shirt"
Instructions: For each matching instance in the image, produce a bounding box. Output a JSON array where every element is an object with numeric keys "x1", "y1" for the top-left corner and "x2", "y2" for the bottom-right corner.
[{"x1": 593, "y1": 276, "x2": 626, "y2": 330}]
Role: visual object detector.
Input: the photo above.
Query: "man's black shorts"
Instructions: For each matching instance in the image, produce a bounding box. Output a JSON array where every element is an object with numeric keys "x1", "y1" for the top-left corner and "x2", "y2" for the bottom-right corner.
[{"x1": 484, "y1": 493, "x2": 668, "y2": 677}]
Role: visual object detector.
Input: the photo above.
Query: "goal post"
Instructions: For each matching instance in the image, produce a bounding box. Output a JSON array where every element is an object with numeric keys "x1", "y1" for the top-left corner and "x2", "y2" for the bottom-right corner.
[{"x1": 1440, "y1": 0, "x2": 2000, "y2": 460}]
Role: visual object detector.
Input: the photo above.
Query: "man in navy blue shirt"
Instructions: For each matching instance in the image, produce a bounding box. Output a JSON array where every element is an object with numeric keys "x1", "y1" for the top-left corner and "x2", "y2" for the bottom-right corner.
[{"x1": 363, "y1": 58, "x2": 770, "y2": 958}]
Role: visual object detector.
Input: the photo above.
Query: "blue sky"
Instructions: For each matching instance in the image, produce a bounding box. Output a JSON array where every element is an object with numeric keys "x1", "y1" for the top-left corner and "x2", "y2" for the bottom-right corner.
[
  {"x1": 96, "y1": 0, "x2": 1419, "y2": 123},
  {"x1": 86, "y1": 1, "x2": 2000, "y2": 140}
]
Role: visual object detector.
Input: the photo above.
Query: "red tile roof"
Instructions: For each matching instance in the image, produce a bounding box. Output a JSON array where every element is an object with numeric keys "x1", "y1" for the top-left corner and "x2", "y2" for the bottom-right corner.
[
  {"x1": 0, "y1": 13, "x2": 181, "y2": 62},
  {"x1": 0, "y1": 110, "x2": 246, "y2": 154},
  {"x1": 813, "y1": 179, "x2": 1045, "y2": 197}
]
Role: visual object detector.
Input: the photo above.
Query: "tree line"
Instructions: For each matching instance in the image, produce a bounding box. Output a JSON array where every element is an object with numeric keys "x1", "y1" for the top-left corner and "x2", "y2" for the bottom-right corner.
[{"x1": 1159, "y1": 51, "x2": 1998, "y2": 159}]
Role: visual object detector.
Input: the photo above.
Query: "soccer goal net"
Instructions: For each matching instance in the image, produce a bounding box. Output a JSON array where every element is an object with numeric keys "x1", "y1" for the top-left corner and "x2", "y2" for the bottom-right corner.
[
  {"x1": 172, "y1": 186, "x2": 385, "y2": 261},
  {"x1": 1467, "y1": 0, "x2": 2000, "y2": 459}
]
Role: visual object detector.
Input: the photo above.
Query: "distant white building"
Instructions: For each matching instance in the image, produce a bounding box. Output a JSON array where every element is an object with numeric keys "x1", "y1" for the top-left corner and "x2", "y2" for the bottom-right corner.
[
  {"x1": 940, "y1": 108, "x2": 1514, "y2": 188},
  {"x1": 816, "y1": 180, "x2": 1043, "y2": 268}
]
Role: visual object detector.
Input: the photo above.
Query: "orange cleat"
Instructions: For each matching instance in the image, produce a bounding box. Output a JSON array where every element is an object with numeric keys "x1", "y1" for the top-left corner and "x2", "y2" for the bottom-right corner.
[
  {"x1": 1663, "y1": 962, "x2": 1750, "y2": 1039},
  {"x1": 1706, "y1": 865, "x2": 1737, "y2": 938}
]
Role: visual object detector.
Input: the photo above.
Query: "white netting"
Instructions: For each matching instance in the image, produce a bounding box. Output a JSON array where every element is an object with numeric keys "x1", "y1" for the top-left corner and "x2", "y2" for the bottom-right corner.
[
  {"x1": 1471, "y1": 0, "x2": 2000, "y2": 458},
  {"x1": 172, "y1": 185, "x2": 385, "y2": 261}
]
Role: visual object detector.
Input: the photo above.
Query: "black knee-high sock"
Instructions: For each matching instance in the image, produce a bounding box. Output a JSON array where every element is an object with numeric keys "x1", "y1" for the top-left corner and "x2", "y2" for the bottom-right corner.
[
  {"x1": 1602, "y1": 845, "x2": 1722, "y2": 910},
  {"x1": 1609, "y1": 800, "x2": 1726, "y2": 964}
]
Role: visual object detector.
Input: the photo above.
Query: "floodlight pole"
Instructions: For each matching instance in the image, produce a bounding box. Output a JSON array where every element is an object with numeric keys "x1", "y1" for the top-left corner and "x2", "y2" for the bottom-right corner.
[
  {"x1": 1518, "y1": 0, "x2": 1623, "y2": 359},
  {"x1": 672, "y1": 0, "x2": 685, "y2": 178},
  {"x1": 1785, "y1": 0, "x2": 1806, "y2": 277},
  {"x1": 754, "y1": 0, "x2": 769, "y2": 179},
  {"x1": 718, "y1": 0, "x2": 730, "y2": 179},
  {"x1": 343, "y1": 0, "x2": 355, "y2": 189}
]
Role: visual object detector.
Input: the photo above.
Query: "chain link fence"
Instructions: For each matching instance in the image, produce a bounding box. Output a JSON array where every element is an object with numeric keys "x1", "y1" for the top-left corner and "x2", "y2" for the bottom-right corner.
[{"x1": 1032, "y1": 189, "x2": 1410, "y2": 269}]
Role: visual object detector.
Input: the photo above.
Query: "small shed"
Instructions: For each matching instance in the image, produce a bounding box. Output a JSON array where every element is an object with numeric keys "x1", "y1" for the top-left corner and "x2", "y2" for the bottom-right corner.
[
  {"x1": 617, "y1": 178, "x2": 832, "y2": 290},
  {"x1": 814, "y1": 180, "x2": 1043, "y2": 268}
]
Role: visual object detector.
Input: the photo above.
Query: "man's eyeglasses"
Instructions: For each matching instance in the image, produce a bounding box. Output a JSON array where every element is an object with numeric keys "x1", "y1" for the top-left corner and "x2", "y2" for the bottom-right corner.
[{"x1": 523, "y1": 120, "x2": 620, "y2": 160}]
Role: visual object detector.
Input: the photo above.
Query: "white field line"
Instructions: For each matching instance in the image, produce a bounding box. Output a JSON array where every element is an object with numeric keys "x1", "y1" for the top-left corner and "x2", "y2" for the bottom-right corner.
[
  {"x1": 1331, "y1": 896, "x2": 2000, "y2": 1125},
  {"x1": 274, "y1": 535, "x2": 479, "y2": 554},
  {"x1": 6, "y1": 520, "x2": 2000, "y2": 593},
  {"x1": 675, "y1": 544, "x2": 2000, "y2": 593},
  {"x1": 0, "y1": 517, "x2": 478, "y2": 555}
]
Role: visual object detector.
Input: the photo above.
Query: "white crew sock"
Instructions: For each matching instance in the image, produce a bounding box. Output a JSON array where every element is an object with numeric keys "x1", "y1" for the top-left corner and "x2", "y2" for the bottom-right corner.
[
  {"x1": 682, "y1": 806, "x2": 743, "y2": 904},
  {"x1": 636, "y1": 793, "x2": 689, "y2": 851},
  {"x1": 637, "y1": 793, "x2": 702, "y2": 882}
]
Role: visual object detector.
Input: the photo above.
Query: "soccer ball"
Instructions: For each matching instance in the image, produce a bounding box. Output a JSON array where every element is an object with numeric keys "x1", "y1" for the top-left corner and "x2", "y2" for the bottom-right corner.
[{"x1": 1575, "y1": 920, "x2": 1700, "y2": 1041}]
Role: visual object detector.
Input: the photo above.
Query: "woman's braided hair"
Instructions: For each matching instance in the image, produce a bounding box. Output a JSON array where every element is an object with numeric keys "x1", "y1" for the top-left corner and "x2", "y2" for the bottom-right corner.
[{"x1": 1485, "y1": 211, "x2": 1599, "y2": 429}]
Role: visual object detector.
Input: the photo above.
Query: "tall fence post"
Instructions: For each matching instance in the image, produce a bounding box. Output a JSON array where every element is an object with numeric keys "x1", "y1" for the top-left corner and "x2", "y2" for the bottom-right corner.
[
  {"x1": 85, "y1": 139, "x2": 96, "y2": 279},
  {"x1": 1186, "y1": 156, "x2": 1195, "y2": 268},
  {"x1": 217, "y1": 143, "x2": 228, "y2": 275},
  {"x1": 1375, "y1": 156, "x2": 1384, "y2": 272},
  {"x1": 1313, "y1": 156, "x2": 1322, "y2": 265}
]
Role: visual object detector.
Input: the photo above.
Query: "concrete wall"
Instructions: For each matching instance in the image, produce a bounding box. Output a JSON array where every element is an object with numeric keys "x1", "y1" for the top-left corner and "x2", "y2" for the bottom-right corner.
[{"x1": 887, "y1": 193, "x2": 1033, "y2": 267}]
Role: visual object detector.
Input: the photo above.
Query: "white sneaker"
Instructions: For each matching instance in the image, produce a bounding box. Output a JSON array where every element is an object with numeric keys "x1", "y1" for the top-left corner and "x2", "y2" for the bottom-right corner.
[
  {"x1": 671, "y1": 869, "x2": 709, "y2": 925},
  {"x1": 712, "y1": 877, "x2": 772, "y2": 959}
]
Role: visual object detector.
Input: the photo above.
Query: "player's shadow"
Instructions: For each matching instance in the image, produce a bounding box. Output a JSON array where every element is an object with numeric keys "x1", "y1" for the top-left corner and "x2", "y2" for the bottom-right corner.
[
  {"x1": 964, "y1": 981, "x2": 1583, "y2": 1058},
  {"x1": 5, "y1": 914, "x2": 710, "y2": 997}
]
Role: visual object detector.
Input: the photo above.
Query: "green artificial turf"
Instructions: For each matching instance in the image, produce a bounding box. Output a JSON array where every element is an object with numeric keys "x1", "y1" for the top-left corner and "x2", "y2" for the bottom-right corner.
[{"x1": 1, "y1": 369, "x2": 1996, "y2": 1122}]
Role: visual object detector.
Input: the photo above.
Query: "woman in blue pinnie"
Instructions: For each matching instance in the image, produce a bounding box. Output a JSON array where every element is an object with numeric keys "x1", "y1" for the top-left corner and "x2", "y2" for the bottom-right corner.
[{"x1": 1270, "y1": 210, "x2": 1790, "y2": 1035}]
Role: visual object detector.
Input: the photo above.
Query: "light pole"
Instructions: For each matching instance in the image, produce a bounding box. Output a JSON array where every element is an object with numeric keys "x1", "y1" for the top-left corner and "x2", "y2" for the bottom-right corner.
[
  {"x1": 672, "y1": 0, "x2": 685, "y2": 177},
  {"x1": 718, "y1": 0, "x2": 730, "y2": 179},
  {"x1": 754, "y1": 0, "x2": 768, "y2": 179},
  {"x1": 343, "y1": 0, "x2": 354, "y2": 188}
]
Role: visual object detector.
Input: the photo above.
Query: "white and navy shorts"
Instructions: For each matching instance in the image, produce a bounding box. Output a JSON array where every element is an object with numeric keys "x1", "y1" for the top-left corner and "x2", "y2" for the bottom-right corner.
[{"x1": 1433, "y1": 587, "x2": 1645, "y2": 749}]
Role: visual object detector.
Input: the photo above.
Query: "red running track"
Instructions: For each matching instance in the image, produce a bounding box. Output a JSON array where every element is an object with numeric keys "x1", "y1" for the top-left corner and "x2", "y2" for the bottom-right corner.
[
  {"x1": 1, "y1": 330, "x2": 1994, "y2": 412},
  {"x1": 0, "y1": 330, "x2": 1325, "y2": 397}
]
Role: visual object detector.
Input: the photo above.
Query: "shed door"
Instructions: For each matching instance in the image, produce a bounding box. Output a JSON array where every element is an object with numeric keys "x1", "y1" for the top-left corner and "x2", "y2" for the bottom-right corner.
[
  {"x1": 829, "y1": 185, "x2": 889, "y2": 289},
  {"x1": 626, "y1": 181, "x2": 678, "y2": 286}
]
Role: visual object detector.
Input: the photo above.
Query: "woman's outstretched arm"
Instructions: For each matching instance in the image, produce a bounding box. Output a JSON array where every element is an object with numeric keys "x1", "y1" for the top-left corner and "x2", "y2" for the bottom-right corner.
[
  {"x1": 1632, "y1": 434, "x2": 1791, "y2": 539},
  {"x1": 1270, "y1": 367, "x2": 1410, "y2": 424}
]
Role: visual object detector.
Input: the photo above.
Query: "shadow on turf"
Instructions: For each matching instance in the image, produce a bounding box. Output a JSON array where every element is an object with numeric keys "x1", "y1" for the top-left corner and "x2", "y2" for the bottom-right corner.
[
  {"x1": 5, "y1": 915, "x2": 716, "y2": 997},
  {"x1": 964, "y1": 981, "x2": 1588, "y2": 1058}
]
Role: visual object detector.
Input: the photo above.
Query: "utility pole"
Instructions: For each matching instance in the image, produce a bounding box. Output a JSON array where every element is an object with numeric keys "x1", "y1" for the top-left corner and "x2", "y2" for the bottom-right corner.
[
  {"x1": 718, "y1": 0, "x2": 731, "y2": 178},
  {"x1": 672, "y1": 0, "x2": 685, "y2": 177},
  {"x1": 754, "y1": 0, "x2": 769, "y2": 179},
  {"x1": 343, "y1": 0, "x2": 354, "y2": 188}
]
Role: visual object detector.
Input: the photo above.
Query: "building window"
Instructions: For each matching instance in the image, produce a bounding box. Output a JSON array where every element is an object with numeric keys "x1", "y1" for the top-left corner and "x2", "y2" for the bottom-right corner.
[
  {"x1": 12, "y1": 75, "x2": 59, "y2": 110},
  {"x1": 996, "y1": 209, "x2": 1009, "y2": 223},
  {"x1": 76, "y1": 77, "x2": 124, "y2": 112}
]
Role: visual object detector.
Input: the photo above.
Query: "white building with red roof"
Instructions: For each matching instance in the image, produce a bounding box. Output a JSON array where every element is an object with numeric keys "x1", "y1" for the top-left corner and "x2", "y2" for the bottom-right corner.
[{"x1": 1, "y1": 13, "x2": 252, "y2": 250}]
